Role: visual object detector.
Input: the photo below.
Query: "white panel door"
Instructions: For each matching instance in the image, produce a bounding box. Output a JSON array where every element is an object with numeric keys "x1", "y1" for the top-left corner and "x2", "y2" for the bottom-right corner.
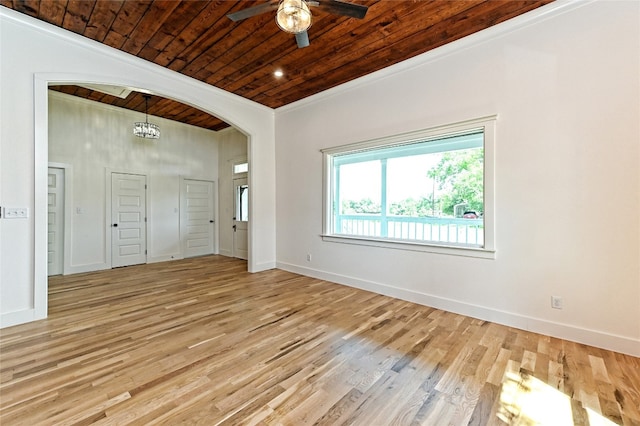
[
  {"x1": 47, "y1": 168, "x2": 64, "y2": 276},
  {"x1": 181, "y1": 179, "x2": 215, "y2": 258},
  {"x1": 111, "y1": 173, "x2": 147, "y2": 268},
  {"x1": 233, "y1": 177, "x2": 248, "y2": 260}
]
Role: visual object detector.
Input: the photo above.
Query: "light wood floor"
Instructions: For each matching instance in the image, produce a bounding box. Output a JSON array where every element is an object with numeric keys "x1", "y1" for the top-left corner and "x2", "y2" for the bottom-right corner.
[{"x1": 1, "y1": 256, "x2": 638, "y2": 425}]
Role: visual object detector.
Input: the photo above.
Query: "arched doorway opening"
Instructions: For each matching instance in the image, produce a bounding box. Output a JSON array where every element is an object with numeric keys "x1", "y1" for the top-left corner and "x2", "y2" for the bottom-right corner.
[{"x1": 33, "y1": 72, "x2": 273, "y2": 322}]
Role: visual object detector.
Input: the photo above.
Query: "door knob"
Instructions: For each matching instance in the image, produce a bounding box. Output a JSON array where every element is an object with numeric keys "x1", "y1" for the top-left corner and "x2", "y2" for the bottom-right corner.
[
  {"x1": 209, "y1": 220, "x2": 214, "y2": 223},
  {"x1": 113, "y1": 224, "x2": 118, "y2": 227}
]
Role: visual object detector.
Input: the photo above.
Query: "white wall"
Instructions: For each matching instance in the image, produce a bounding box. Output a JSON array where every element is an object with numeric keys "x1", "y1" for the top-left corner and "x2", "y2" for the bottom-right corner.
[
  {"x1": 0, "y1": 8, "x2": 276, "y2": 327},
  {"x1": 275, "y1": 1, "x2": 640, "y2": 356},
  {"x1": 48, "y1": 91, "x2": 219, "y2": 271}
]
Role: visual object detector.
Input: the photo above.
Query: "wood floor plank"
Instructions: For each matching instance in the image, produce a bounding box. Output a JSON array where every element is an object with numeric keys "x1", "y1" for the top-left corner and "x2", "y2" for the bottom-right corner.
[{"x1": 1, "y1": 256, "x2": 638, "y2": 425}]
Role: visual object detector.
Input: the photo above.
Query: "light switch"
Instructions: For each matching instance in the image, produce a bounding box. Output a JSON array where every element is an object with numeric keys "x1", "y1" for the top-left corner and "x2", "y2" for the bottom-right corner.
[{"x1": 3, "y1": 207, "x2": 29, "y2": 218}]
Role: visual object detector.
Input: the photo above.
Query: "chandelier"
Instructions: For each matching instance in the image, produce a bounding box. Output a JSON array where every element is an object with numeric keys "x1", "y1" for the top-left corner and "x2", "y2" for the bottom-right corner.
[
  {"x1": 133, "y1": 95, "x2": 160, "y2": 139},
  {"x1": 276, "y1": 0, "x2": 312, "y2": 34}
]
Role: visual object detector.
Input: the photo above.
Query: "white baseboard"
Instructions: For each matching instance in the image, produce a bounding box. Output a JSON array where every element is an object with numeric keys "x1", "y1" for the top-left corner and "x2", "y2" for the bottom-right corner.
[
  {"x1": 276, "y1": 261, "x2": 640, "y2": 357},
  {"x1": 65, "y1": 262, "x2": 109, "y2": 275},
  {"x1": 148, "y1": 254, "x2": 183, "y2": 263},
  {"x1": 0, "y1": 308, "x2": 46, "y2": 328},
  {"x1": 251, "y1": 260, "x2": 276, "y2": 273},
  {"x1": 219, "y1": 249, "x2": 233, "y2": 257}
]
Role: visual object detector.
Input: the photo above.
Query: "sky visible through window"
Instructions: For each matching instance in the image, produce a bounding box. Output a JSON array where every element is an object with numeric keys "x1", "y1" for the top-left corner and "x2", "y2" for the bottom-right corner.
[{"x1": 340, "y1": 153, "x2": 443, "y2": 204}]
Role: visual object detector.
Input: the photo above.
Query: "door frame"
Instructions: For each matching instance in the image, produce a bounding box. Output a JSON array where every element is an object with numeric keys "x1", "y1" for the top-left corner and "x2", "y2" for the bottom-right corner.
[
  {"x1": 179, "y1": 176, "x2": 219, "y2": 258},
  {"x1": 231, "y1": 158, "x2": 249, "y2": 260},
  {"x1": 106, "y1": 168, "x2": 149, "y2": 268},
  {"x1": 21, "y1": 71, "x2": 269, "y2": 330},
  {"x1": 232, "y1": 176, "x2": 249, "y2": 260},
  {"x1": 47, "y1": 162, "x2": 73, "y2": 276}
]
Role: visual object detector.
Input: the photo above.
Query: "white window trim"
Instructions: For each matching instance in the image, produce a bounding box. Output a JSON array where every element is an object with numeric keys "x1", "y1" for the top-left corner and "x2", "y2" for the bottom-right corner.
[
  {"x1": 321, "y1": 115, "x2": 497, "y2": 259},
  {"x1": 232, "y1": 158, "x2": 249, "y2": 177}
]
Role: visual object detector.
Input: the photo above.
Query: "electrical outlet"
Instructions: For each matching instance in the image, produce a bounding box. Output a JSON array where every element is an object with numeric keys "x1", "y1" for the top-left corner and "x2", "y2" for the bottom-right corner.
[
  {"x1": 306, "y1": 253, "x2": 312, "y2": 262},
  {"x1": 551, "y1": 296, "x2": 563, "y2": 310}
]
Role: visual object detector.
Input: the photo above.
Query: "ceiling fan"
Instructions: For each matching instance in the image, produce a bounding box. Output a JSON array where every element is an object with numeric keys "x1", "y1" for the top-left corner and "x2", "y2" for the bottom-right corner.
[{"x1": 227, "y1": 0, "x2": 368, "y2": 48}]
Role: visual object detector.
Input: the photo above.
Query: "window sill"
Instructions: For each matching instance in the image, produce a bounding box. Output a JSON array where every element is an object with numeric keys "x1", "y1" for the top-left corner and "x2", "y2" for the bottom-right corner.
[{"x1": 321, "y1": 234, "x2": 496, "y2": 259}]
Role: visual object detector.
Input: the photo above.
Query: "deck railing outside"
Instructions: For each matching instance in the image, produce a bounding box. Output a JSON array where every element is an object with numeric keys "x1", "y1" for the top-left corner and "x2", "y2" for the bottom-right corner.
[{"x1": 336, "y1": 214, "x2": 484, "y2": 246}]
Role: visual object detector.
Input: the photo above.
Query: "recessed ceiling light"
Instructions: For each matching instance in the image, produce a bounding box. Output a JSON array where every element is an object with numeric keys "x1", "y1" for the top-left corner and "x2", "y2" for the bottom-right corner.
[{"x1": 274, "y1": 70, "x2": 284, "y2": 78}]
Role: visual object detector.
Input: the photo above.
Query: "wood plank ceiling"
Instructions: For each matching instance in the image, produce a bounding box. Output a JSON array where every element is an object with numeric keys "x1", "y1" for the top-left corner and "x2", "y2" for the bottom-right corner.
[{"x1": 2, "y1": 0, "x2": 553, "y2": 131}]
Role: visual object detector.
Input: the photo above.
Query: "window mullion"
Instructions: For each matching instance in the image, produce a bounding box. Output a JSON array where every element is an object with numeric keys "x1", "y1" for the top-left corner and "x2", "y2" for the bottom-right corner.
[
  {"x1": 335, "y1": 165, "x2": 341, "y2": 233},
  {"x1": 380, "y1": 158, "x2": 387, "y2": 238}
]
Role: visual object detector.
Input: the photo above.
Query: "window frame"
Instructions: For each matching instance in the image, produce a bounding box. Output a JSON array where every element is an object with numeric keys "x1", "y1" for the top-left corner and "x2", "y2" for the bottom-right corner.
[
  {"x1": 233, "y1": 161, "x2": 249, "y2": 176},
  {"x1": 321, "y1": 115, "x2": 496, "y2": 259}
]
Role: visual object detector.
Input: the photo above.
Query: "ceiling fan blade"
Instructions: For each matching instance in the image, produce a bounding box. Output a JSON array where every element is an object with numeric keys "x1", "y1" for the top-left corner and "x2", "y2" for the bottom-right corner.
[
  {"x1": 313, "y1": 0, "x2": 368, "y2": 19},
  {"x1": 295, "y1": 31, "x2": 310, "y2": 48},
  {"x1": 227, "y1": 1, "x2": 279, "y2": 22}
]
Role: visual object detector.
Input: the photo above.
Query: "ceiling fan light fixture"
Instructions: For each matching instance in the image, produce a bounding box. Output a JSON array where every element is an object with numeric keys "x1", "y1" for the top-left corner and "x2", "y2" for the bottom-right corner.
[
  {"x1": 276, "y1": 0, "x2": 312, "y2": 34},
  {"x1": 133, "y1": 95, "x2": 160, "y2": 139}
]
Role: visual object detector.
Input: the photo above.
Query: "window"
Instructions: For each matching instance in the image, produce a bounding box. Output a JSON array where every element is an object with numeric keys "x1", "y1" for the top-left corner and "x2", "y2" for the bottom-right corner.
[
  {"x1": 235, "y1": 184, "x2": 249, "y2": 222},
  {"x1": 322, "y1": 116, "x2": 495, "y2": 257},
  {"x1": 233, "y1": 162, "x2": 249, "y2": 175}
]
